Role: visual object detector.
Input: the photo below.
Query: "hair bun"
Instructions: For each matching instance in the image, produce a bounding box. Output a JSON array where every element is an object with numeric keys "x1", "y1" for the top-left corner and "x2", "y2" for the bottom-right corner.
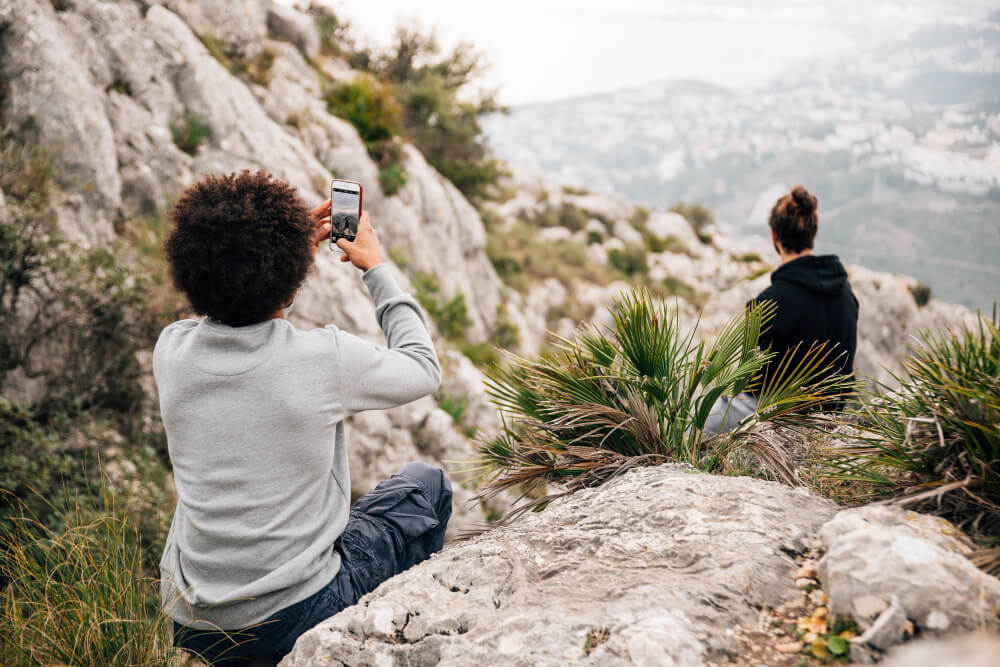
[{"x1": 790, "y1": 185, "x2": 817, "y2": 216}]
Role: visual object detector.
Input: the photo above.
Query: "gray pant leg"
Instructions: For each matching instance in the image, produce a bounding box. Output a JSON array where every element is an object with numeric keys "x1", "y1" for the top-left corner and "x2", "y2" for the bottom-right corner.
[{"x1": 702, "y1": 392, "x2": 758, "y2": 435}]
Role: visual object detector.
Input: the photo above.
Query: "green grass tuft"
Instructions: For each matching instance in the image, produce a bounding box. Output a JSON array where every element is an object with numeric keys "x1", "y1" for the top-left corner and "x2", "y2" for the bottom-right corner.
[
  {"x1": 819, "y1": 307, "x2": 1000, "y2": 552},
  {"x1": 0, "y1": 486, "x2": 178, "y2": 666},
  {"x1": 170, "y1": 113, "x2": 212, "y2": 155}
]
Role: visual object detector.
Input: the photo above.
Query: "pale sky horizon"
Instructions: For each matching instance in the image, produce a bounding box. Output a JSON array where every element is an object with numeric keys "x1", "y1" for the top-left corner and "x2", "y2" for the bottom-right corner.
[{"x1": 294, "y1": 1, "x2": 996, "y2": 106}]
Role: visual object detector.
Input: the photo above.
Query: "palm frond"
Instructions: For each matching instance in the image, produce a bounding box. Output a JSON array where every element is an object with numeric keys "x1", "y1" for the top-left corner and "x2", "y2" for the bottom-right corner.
[{"x1": 473, "y1": 290, "x2": 850, "y2": 522}]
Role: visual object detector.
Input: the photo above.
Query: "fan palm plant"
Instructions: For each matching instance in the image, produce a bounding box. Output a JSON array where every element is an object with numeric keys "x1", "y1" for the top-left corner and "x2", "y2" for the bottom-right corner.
[
  {"x1": 470, "y1": 289, "x2": 856, "y2": 520},
  {"x1": 818, "y1": 308, "x2": 1000, "y2": 573}
]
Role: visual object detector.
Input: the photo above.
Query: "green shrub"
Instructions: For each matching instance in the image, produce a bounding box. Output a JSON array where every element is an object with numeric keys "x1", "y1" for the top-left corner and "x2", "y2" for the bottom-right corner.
[
  {"x1": 518, "y1": 201, "x2": 589, "y2": 232},
  {"x1": 412, "y1": 272, "x2": 472, "y2": 339},
  {"x1": 736, "y1": 252, "x2": 762, "y2": 263},
  {"x1": 369, "y1": 25, "x2": 506, "y2": 200},
  {"x1": 662, "y1": 276, "x2": 700, "y2": 305},
  {"x1": 378, "y1": 161, "x2": 408, "y2": 196},
  {"x1": 324, "y1": 75, "x2": 403, "y2": 145},
  {"x1": 458, "y1": 341, "x2": 499, "y2": 368},
  {"x1": 820, "y1": 308, "x2": 1000, "y2": 554},
  {"x1": 475, "y1": 292, "x2": 856, "y2": 520},
  {"x1": 170, "y1": 112, "x2": 212, "y2": 155},
  {"x1": 629, "y1": 206, "x2": 650, "y2": 227},
  {"x1": 908, "y1": 282, "x2": 932, "y2": 307},
  {"x1": 324, "y1": 76, "x2": 408, "y2": 196},
  {"x1": 492, "y1": 303, "x2": 521, "y2": 351},
  {"x1": 669, "y1": 201, "x2": 714, "y2": 233},
  {"x1": 438, "y1": 391, "x2": 467, "y2": 424},
  {"x1": 1, "y1": 136, "x2": 154, "y2": 421},
  {"x1": 0, "y1": 120, "x2": 53, "y2": 201},
  {"x1": 0, "y1": 486, "x2": 177, "y2": 666},
  {"x1": 608, "y1": 244, "x2": 648, "y2": 277},
  {"x1": 646, "y1": 234, "x2": 692, "y2": 256}
]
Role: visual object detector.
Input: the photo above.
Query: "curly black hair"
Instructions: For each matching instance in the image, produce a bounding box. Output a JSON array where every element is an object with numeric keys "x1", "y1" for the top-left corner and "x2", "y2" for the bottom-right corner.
[
  {"x1": 165, "y1": 170, "x2": 314, "y2": 327},
  {"x1": 769, "y1": 185, "x2": 818, "y2": 253}
]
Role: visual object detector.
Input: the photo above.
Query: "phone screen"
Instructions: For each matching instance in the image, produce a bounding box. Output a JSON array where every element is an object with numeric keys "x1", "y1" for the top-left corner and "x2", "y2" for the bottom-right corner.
[{"x1": 330, "y1": 181, "x2": 361, "y2": 244}]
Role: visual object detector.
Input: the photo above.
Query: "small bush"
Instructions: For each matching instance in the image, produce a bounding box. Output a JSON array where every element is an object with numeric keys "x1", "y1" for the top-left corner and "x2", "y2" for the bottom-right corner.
[
  {"x1": 412, "y1": 272, "x2": 472, "y2": 339},
  {"x1": 908, "y1": 282, "x2": 932, "y2": 307},
  {"x1": 378, "y1": 161, "x2": 408, "y2": 196},
  {"x1": 518, "y1": 201, "x2": 589, "y2": 233},
  {"x1": 370, "y1": 25, "x2": 506, "y2": 199},
  {"x1": 646, "y1": 234, "x2": 692, "y2": 256},
  {"x1": 324, "y1": 76, "x2": 408, "y2": 195},
  {"x1": 458, "y1": 341, "x2": 498, "y2": 368},
  {"x1": 669, "y1": 201, "x2": 714, "y2": 233},
  {"x1": 608, "y1": 244, "x2": 649, "y2": 277},
  {"x1": 821, "y1": 308, "x2": 1000, "y2": 543},
  {"x1": 0, "y1": 486, "x2": 177, "y2": 666},
  {"x1": 736, "y1": 252, "x2": 762, "y2": 263},
  {"x1": 324, "y1": 75, "x2": 403, "y2": 145},
  {"x1": 438, "y1": 391, "x2": 467, "y2": 424},
  {"x1": 561, "y1": 185, "x2": 591, "y2": 196},
  {"x1": 629, "y1": 206, "x2": 650, "y2": 227},
  {"x1": 1, "y1": 132, "x2": 154, "y2": 420},
  {"x1": 0, "y1": 120, "x2": 53, "y2": 201},
  {"x1": 662, "y1": 275, "x2": 700, "y2": 304},
  {"x1": 475, "y1": 292, "x2": 855, "y2": 520},
  {"x1": 170, "y1": 112, "x2": 212, "y2": 155},
  {"x1": 492, "y1": 303, "x2": 521, "y2": 351}
]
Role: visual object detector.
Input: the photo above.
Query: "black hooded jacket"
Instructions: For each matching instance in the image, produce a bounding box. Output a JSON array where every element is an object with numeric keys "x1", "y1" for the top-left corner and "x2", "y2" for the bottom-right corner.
[{"x1": 749, "y1": 254, "x2": 859, "y2": 393}]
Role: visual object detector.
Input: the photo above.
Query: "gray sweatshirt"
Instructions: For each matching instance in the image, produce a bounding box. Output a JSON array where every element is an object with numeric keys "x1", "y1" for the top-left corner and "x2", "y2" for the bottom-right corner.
[{"x1": 154, "y1": 264, "x2": 441, "y2": 630}]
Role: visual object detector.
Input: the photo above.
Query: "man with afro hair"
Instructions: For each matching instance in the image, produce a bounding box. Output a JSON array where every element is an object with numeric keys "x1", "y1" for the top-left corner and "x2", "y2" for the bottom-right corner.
[{"x1": 156, "y1": 170, "x2": 450, "y2": 664}]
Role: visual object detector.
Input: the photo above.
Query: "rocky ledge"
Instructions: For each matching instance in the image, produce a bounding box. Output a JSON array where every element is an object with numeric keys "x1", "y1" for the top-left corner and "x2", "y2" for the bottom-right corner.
[{"x1": 281, "y1": 465, "x2": 1000, "y2": 666}]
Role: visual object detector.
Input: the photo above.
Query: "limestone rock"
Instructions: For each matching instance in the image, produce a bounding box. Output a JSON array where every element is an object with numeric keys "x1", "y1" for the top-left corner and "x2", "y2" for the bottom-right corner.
[
  {"x1": 0, "y1": 0, "x2": 121, "y2": 241},
  {"x1": 612, "y1": 219, "x2": 644, "y2": 246},
  {"x1": 818, "y1": 505, "x2": 1000, "y2": 648},
  {"x1": 266, "y1": 3, "x2": 319, "y2": 58},
  {"x1": 646, "y1": 210, "x2": 700, "y2": 248},
  {"x1": 878, "y1": 634, "x2": 1000, "y2": 667},
  {"x1": 281, "y1": 465, "x2": 839, "y2": 666},
  {"x1": 154, "y1": 0, "x2": 269, "y2": 59}
]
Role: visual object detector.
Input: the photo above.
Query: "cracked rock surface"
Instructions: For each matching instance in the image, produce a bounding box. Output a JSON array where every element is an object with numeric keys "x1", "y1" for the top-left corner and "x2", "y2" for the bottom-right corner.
[{"x1": 281, "y1": 465, "x2": 838, "y2": 666}]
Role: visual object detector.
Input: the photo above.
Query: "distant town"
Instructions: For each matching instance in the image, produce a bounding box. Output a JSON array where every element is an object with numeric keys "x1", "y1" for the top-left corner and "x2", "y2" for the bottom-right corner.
[{"x1": 486, "y1": 18, "x2": 1000, "y2": 309}]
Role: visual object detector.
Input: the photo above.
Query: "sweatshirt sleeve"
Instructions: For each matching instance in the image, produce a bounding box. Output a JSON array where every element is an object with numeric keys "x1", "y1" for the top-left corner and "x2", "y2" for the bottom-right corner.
[{"x1": 334, "y1": 264, "x2": 442, "y2": 415}]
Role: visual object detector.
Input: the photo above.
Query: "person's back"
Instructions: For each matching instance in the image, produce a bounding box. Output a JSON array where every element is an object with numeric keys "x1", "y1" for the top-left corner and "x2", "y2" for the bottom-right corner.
[
  {"x1": 704, "y1": 185, "x2": 858, "y2": 434},
  {"x1": 156, "y1": 171, "x2": 452, "y2": 664},
  {"x1": 751, "y1": 186, "x2": 858, "y2": 390}
]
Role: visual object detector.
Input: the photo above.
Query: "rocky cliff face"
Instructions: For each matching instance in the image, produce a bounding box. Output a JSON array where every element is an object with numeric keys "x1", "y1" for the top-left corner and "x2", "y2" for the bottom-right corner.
[
  {"x1": 1, "y1": 0, "x2": 505, "y2": 531},
  {"x1": 0, "y1": 0, "x2": 981, "y2": 554}
]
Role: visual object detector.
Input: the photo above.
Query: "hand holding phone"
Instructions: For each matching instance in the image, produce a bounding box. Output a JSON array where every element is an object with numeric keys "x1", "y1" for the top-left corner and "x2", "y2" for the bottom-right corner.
[
  {"x1": 330, "y1": 180, "x2": 362, "y2": 251},
  {"x1": 335, "y1": 211, "x2": 382, "y2": 271}
]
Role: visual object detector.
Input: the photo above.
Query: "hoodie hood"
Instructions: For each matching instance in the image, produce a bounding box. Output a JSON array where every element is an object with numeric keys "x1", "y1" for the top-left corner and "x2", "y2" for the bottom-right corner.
[{"x1": 771, "y1": 255, "x2": 848, "y2": 296}]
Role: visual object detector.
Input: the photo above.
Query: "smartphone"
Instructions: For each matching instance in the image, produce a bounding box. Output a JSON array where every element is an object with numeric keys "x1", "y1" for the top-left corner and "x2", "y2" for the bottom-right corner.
[{"x1": 330, "y1": 180, "x2": 362, "y2": 250}]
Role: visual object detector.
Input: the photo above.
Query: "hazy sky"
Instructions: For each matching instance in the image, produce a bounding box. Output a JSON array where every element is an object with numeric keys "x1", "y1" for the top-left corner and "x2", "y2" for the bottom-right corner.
[{"x1": 308, "y1": 1, "x2": 995, "y2": 105}]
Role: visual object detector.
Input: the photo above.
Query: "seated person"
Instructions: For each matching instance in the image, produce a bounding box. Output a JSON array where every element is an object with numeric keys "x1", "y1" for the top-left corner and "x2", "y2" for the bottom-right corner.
[
  {"x1": 156, "y1": 170, "x2": 451, "y2": 665},
  {"x1": 705, "y1": 185, "x2": 859, "y2": 434}
]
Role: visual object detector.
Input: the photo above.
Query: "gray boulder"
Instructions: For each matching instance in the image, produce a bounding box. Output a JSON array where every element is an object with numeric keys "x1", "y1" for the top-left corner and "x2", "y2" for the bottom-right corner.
[
  {"x1": 281, "y1": 465, "x2": 839, "y2": 666},
  {"x1": 879, "y1": 634, "x2": 1000, "y2": 667},
  {"x1": 266, "y1": 3, "x2": 320, "y2": 59},
  {"x1": 818, "y1": 505, "x2": 1000, "y2": 660}
]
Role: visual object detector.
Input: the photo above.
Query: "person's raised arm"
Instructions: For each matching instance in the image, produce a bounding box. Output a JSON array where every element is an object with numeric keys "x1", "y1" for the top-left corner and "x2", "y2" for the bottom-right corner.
[{"x1": 334, "y1": 212, "x2": 441, "y2": 414}]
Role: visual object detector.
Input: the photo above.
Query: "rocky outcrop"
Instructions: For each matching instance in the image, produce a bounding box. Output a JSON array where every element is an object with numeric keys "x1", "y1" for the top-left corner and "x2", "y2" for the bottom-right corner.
[
  {"x1": 879, "y1": 634, "x2": 1000, "y2": 667},
  {"x1": 283, "y1": 466, "x2": 1000, "y2": 666},
  {"x1": 0, "y1": 0, "x2": 505, "y2": 526},
  {"x1": 282, "y1": 465, "x2": 840, "y2": 666},
  {"x1": 818, "y1": 505, "x2": 1000, "y2": 662}
]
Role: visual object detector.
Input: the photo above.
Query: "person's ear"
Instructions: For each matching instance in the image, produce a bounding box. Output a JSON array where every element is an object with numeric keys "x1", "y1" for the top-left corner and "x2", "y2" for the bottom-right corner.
[{"x1": 770, "y1": 229, "x2": 782, "y2": 254}]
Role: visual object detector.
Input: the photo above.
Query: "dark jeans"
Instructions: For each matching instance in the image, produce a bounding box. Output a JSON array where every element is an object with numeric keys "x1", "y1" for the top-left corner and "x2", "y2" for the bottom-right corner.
[{"x1": 173, "y1": 462, "x2": 453, "y2": 666}]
